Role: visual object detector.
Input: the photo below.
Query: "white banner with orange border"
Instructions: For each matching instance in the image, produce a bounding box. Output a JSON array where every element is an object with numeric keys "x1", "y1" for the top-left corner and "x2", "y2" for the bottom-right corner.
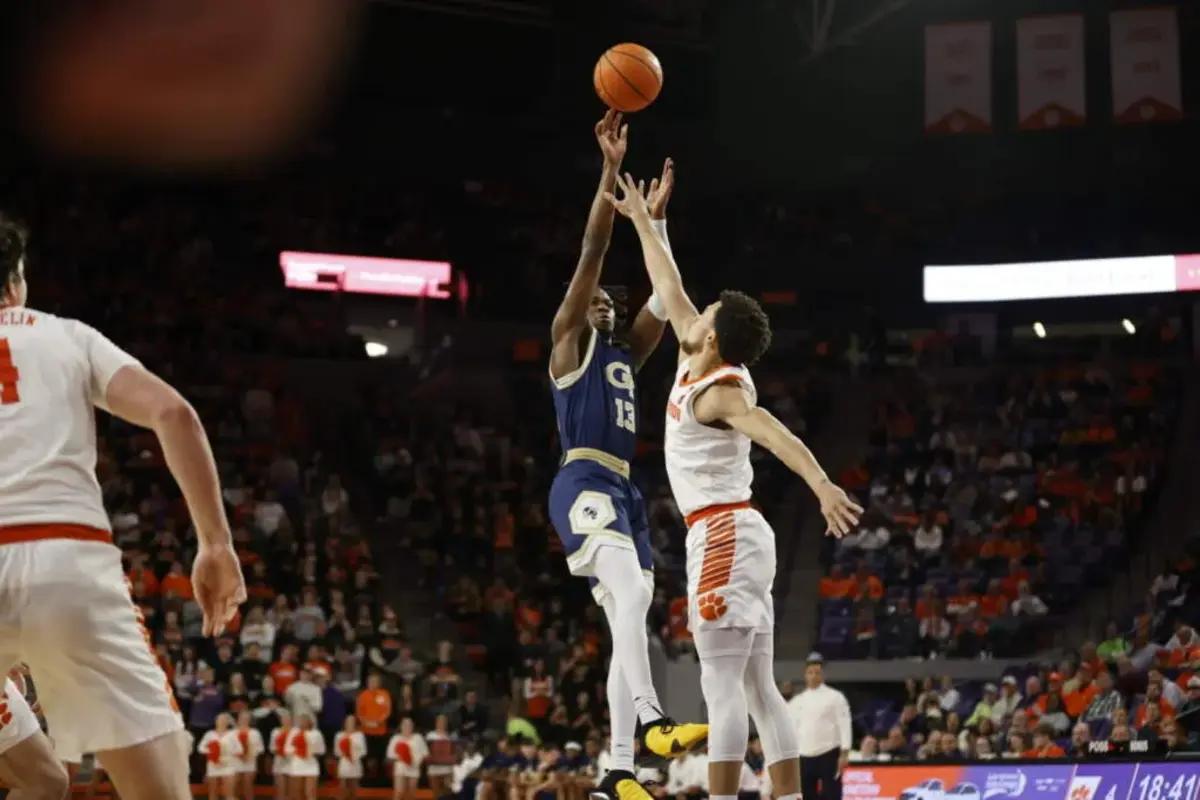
[
  {"x1": 1110, "y1": 7, "x2": 1182, "y2": 124},
  {"x1": 1017, "y1": 15, "x2": 1086, "y2": 130},
  {"x1": 925, "y1": 22, "x2": 993, "y2": 134}
]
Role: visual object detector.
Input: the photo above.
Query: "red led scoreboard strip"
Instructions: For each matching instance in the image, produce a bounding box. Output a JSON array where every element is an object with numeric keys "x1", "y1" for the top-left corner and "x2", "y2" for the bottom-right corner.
[
  {"x1": 280, "y1": 251, "x2": 454, "y2": 299},
  {"x1": 924, "y1": 253, "x2": 1200, "y2": 303}
]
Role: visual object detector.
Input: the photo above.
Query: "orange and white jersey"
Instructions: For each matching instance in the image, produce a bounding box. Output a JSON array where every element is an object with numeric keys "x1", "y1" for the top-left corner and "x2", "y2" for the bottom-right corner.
[
  {"x1": 224, "y1": 727, "x2": 265, "y2": 773},
  {"x1": 270, "y1": 726, "x2": 294, "y2": 774},
  {"x1": 284, "y1": 729, "x2": 325, "y2": 777},
  {"x1": 198, "y1": 730, "x2": 236, "y2": 777},
  {"x1": 664, "y1": 361, "x2": 756, "y2": 518},
  {"x1": 334, "y1": 731, "x2": 367, "y2": 779},
  {"x1": 0, "y1": 306, "x2": 139, "y2": 531}
]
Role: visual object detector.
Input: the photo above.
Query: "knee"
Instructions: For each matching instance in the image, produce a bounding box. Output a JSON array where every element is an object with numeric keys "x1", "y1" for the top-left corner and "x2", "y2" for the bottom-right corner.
[{"x1": 615, "y1": 580, "x2": 652, "y2": 616}]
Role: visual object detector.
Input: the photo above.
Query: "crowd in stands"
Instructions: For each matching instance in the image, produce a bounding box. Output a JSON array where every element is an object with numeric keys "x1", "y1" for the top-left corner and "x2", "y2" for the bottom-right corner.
[
  {"x1": 847, "y1": 595, "x2": 1200, "y2": 762},
  {"x1": 817, "y1": 361, "x2": 1178, "y2": 660}
]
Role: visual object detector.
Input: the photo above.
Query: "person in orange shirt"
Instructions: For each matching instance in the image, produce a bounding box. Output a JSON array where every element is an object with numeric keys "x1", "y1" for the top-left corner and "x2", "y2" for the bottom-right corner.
[
  {"x1": 356, "y1": 672, "x2": 393, "y2": 777},
  {"x1": 160, "y1": 560, "x2": 195, "y2": 600},
  {"x1": 1133, "y1": 682, "x2": 1175, "y2": 727},
  {"x1": 1063, "y1": 664, "x2": 1099, "y2": 718},
  {"x1": 946, "y1": 578, "x2": 979, "y2": 618},
  {"x1": 914, "y1": 585, "x2": 938, "y2": 621},
  {"x1": 269, "y1": 644, "x2": 301, "y2": 695},
  {"x1": 127, "y1": 555, "x2": 160, "y2": 597},
  {"x1": 818, "y1": 565, "x2": 856, "y2": 600},
  {"x1": 1022, "y1": 724, "x2": 1066, "y2": 759},
  {"x1": 978, "y1": 580, "x2": 1009, "y2": 619},
  {"x1": 852, "y1": 563, "x2": 884, "y2": 601}
]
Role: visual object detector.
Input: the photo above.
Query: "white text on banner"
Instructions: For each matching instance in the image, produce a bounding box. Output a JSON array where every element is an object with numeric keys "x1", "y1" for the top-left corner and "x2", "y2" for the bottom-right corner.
[
  {"x1": 1110, "y1": 7, "x2": 1182, "y2": 124},
  {"x1": 925, "y1": 22, "x2": 993, "y2": 134},
  {"x1": 1017, "y1": 15, "x2": 1086, "y2": 130}
]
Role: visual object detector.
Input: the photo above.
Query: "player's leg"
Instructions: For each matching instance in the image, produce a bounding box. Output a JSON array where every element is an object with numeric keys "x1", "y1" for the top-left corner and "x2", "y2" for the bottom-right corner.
[
  {"x1": 95, "y1": 732, "x2": 193, "y2": 800},
  {"x1": 695, "y1": 628, "x2": 753, "y2": 800},
  {"x1": 0, "y1": 675, "x2": 69, "y2": 800},
  {"x1": 24, "y1": 542, "x2": 190, "y2": 800},
  {"x1": 742, "y1": 634, "x2": 800, "y2": 800}
]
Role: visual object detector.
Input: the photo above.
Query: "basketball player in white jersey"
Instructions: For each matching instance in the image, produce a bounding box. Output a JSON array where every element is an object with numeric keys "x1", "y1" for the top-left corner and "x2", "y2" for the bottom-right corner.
[
  {"x1": 0, "y1": 217, "x2": 247, "y2": 800},
  {"x1": 605, "y1": 173, "x2": 862, "y2": 800},
  {"x1": 0, "y1": 665, "x2": 66, "y2": 800}
]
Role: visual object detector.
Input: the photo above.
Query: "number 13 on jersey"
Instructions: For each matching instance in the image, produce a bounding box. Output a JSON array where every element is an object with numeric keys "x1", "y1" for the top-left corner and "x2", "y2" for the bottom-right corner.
[
  {"x1": 0, "y1": 338, "x2": 20, "y2": 405},
  {"x1": 613, "y1": 398, "x2": 636, "y2": 433}
]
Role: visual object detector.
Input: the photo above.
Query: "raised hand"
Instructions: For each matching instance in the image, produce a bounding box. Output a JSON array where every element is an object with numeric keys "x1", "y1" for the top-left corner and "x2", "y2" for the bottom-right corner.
[
  {"x1": 816, "y1": 481, "x2": 864, "y2": 538},
  {"x1": 595, "y1": 109, "x2": 628, "y2": 167},
  {"x1": 603, "y1": 172, "x2": 652, "y2": 223},
  {"x1": 647, "y1": 158, "x2": 675, "y2": 220}
]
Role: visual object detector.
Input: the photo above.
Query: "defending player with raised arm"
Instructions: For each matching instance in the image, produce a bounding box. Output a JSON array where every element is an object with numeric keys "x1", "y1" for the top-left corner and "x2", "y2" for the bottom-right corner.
[
  {"x1": 547, "y1": 122, "x2": 705, "y2": 800},
  {"x1": 606, "y1": 170, "x2": 862, "y2": 800},
  {"x1": 0, "y1": 217, "x2": 246, "y2": 800},
  {"x1": 604, "y1": 171, "x2": 861, "y2": 536}
]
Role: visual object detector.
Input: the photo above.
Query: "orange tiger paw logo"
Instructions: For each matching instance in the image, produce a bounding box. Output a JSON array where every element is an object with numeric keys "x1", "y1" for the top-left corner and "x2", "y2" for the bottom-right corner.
[
  {"x1": 0, "y1": 700, "x2": 11, "y2": 727},
  {"x1": 698, "y1": 592, "x2": 727, "y2": 621}
]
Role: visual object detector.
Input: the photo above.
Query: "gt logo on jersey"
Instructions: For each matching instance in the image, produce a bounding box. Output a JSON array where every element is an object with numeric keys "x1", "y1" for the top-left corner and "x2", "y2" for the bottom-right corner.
[{"x1": 606, "y1": 361, "x2": 634, "y2": 395}]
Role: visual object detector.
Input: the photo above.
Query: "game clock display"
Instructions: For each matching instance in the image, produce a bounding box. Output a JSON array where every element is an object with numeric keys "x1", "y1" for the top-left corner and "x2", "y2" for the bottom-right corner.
[{"x1": 843, "y1": 761, "x2": 1199, "y2": 800}]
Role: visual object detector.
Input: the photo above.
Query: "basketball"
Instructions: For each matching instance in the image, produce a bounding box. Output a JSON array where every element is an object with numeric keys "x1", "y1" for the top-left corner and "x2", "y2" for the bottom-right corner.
[{"x1": 593, "y1": 43, "x2": 663, "y2": 113}]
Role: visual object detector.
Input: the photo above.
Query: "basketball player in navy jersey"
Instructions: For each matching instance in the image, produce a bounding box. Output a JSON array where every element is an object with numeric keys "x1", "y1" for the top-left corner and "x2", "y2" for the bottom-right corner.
[{"x1": 548, "y1": 112, "x2": 706, "y2": 800}]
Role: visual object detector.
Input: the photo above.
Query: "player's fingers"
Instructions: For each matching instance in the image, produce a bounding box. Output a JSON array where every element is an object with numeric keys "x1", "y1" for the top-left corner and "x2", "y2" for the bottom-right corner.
[
  {"x1": 619, "y1": 123, "x2": 628, "y2": 143},
  {"x1": 649, "y1": 178, "x2": 659, "y2": 197}
]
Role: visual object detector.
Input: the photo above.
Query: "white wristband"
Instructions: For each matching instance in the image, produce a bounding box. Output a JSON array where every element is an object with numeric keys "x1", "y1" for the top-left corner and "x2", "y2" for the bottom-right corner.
[
  {"x1": 650, "y1": 218, "x2": 672, "y2": 255},
  {"x1": 646, "y1": 292, "x2": 669, "y2": 321}
]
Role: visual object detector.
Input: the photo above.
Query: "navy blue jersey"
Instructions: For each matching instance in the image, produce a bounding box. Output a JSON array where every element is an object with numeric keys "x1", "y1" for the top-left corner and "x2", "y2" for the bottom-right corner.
[{"x1": 550, "y1": 328, "x2": 637, "y2": 462}]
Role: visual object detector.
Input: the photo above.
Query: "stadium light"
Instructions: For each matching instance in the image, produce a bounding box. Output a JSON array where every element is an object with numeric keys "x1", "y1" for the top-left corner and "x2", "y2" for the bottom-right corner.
[
  {"x1": 1033, "y1": 322, "x2": 1046, "y2": 339},
  {"x1": 1122, "y1": 318, "x2": 1137, "y2": 335},
  {"x1": 364, "y1": 341, "x2": 389, "y2": 358}
]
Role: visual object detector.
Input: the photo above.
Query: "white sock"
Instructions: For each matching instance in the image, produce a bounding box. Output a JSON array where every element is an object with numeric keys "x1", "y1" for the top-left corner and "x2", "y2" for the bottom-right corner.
[
  {"x1": 634, "y1": 695, "x2": 664, "y2": 726},
  {"x1": 711, "y1": 795, "x2": 738, "y2": 800},
  {"x1": 777, "y1": 794, "x2": 801, "y2": 800},
  {"x1": 610, "y1": 737, "x2": 635, "y2": 774}
]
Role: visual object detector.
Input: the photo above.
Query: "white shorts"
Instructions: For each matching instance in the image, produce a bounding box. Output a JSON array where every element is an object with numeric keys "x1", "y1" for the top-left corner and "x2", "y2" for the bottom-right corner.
[
  {"x1": 685, "y1": 506, "x2": 775, "y2": 637},
  {"x1": 235, "y1": 760, "x2": 258, "y2": 775},
  {"x1": 206, "y1": 764, "x2": 235, "y2": 780},
  {"x1": 337, "y1": 760, "x2": 363, "y2": 780},
  {"x1": 394, "y1": 764, "x2": 421, "y2": 779},
  {"x1": 0, "y1": 677, "x2": 42, "y2": 756},
  {"x1": 291, "y1": 757, "x2": 320, "y2": 778},
  {"x1": 272, "y1": 756, "x2": 292, "y2": 776},
  {"x1": 428, "y1": 765, "x2": 454, "y2": 777},
  {"x1": 0, "y1": 536, "x2": 183, "y2": 763}
]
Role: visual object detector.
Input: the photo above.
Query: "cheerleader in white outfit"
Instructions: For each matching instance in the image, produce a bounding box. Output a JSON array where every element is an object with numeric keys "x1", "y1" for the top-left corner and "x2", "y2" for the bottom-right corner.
[
  {"x1": 425, "y1": 714, "x2": 459, "y2": 799},
  {"x1": 269, "y1": 709, "x2": 294, "y2": 800},
  {"x1": 225, "y1": 710, "x2": 265, "y2": 800},
  {"x1": 198, "y1": 713, "x2": 236, "y2": 800},
  {"x1": 387, "y1": 717, "x2": 428, "y2": 800},
  {"x1": 285, "y1": 713, "x2": 326, "y2": 800},
  {"x1": 334, "y1": 715, "x2": 368, "y2": 800}
]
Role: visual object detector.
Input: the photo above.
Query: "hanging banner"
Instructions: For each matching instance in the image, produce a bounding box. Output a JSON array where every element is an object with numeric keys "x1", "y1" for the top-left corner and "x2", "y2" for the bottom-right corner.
[
  {"x1": 1110, "y1": 7, "x2": 1183, "y2": 123},
  {"x1": 925, "y1": 22, "x2": 992, "y2": 134},
  {"x1": 1017, "y1": 15, "x2": 1086, "y2": 129}
]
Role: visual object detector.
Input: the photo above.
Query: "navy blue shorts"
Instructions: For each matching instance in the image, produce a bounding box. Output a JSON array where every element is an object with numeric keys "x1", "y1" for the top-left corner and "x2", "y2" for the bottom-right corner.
[{"x1": 548, "y1": 460, "x2": 653, "y2": 596}]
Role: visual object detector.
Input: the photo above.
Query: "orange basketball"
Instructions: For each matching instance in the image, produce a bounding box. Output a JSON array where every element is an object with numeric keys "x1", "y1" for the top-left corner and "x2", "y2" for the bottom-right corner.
[{"x1": 594, "y1": 43, "x2": 663, "y2": 113}]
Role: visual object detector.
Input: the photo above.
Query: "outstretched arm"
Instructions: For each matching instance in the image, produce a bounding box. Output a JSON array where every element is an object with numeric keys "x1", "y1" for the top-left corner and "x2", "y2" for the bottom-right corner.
[
  {"x1": 627, "y1": 159, "x2": 674, "y2": 370},
  {"x1": 105, "y1": 364, "x2": 246, "y2": 633},
  {"x1": 694, "y1": 382, "x2": 864, "y2": 537},
  {"x1": 549, "y1": 111, "x2": 627, "y2": 380},
  {"x1": 605, "y1": 167, "x2": 699, "y2": 345}
]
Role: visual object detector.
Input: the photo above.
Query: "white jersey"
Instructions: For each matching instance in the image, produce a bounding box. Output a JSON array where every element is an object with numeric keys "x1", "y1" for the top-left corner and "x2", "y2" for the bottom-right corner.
[
  {"x1": 225, "y1": 727, "x2": 265, "y2": 773},
  {"x1": 0, "y1": 306, "x2": 139, "y2": 531},
  {"x1": 334, "y1": 731, "x2": 367, "y2": 779},
  {"x1": 664, "y1": 361, "x2": 756, "y2": 517},
  {"x1": 198, "y1": 729, "x2": 236, "y2": 777}
]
